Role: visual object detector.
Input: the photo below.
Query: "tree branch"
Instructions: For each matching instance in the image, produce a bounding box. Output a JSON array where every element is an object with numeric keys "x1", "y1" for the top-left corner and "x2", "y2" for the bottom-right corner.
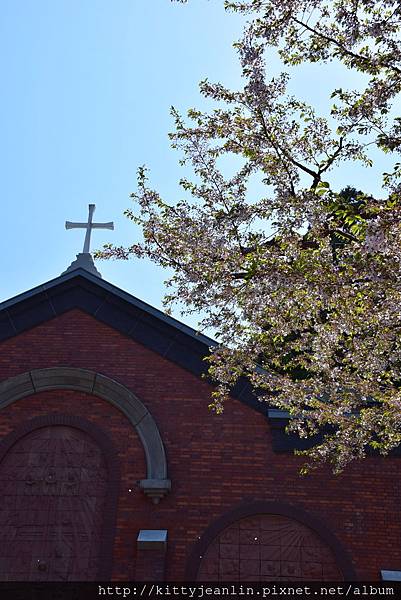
[
  {"x1": 257, "y1": 109, "x2": 321, "y2": 187},
  {"x1": 292, "y1": 16, "x2": 401, "y2": 75}
]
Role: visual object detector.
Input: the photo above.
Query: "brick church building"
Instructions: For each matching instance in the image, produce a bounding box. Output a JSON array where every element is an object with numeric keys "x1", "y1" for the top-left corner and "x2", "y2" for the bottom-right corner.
[{"x1": 0, "y1": 207, "x2": 399, "y2": 582}]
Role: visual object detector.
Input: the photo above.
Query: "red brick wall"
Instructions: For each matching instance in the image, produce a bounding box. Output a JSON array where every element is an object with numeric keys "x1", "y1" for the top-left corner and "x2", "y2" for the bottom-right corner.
[{"x1": 0, "y1": 308, "x2": 399, "y2": 580}]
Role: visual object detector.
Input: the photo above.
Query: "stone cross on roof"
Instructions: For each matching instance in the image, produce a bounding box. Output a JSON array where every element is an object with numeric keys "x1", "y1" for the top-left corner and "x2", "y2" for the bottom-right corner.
[
  {"x1": 65, "y1": 204, "x2": 114, "y2": 254},
  {"x1": 62, "y1": 204, "x2": 114, "y2": 278}
]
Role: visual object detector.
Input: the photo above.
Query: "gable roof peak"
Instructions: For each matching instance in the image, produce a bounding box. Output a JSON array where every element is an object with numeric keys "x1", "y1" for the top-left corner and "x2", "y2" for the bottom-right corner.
[{"x1": 61, "y1": 252, "x2": 102, "y2": 278}]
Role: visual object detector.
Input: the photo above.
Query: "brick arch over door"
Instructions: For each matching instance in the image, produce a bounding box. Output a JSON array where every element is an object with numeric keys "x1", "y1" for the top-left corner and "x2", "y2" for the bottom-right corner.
[
  {"x1": 0, "y1": 367, "x2": 171, "y2": 502},
  {"x1": 186, "y1": 502, "x2": 356, "y2": 581},
  {"x1": 0, "y1": 414, "x2": 119, "y2": 580}
]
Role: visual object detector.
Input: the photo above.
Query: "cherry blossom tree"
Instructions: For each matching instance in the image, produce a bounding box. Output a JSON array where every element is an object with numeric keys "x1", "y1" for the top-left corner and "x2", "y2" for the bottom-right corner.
[{"x1": 98, "y1": 0, "x2": 401, "y2": 472}]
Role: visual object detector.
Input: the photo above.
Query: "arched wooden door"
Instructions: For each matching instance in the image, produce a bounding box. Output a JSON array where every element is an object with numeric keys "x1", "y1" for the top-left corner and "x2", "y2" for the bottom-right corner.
[
  {"x1": 0, "y1": 424, "x2": 112, "y2": 581},
  {"x1": 197, "y1": 514, "x2": 343, "y2": 581}
]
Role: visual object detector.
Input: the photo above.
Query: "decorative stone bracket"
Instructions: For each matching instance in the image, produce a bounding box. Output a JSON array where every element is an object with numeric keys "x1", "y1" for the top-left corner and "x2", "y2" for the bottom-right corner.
[{"x1": 140, "y1": 479, "x2": 171, "y2": 504}]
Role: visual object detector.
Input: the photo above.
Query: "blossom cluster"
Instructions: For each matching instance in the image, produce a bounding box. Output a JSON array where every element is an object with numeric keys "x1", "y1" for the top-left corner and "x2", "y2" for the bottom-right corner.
[{"x1": 98, "y1": 0, "x2": 401, "y2": 472}]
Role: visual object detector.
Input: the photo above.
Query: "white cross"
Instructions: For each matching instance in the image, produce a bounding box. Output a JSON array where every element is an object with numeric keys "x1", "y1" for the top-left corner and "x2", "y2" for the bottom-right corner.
[{"x1": 65, "y1": 204, "x2": 114, "y2": 253}]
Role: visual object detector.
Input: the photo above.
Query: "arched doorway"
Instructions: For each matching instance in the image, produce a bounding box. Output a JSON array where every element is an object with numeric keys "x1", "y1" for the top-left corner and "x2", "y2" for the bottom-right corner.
[
  {"x1": 0, "y1": 417, "x2": 119, "y2": 581},
  {"x1": 0, "y1": 368, "x2": 171, "y2": 504}
]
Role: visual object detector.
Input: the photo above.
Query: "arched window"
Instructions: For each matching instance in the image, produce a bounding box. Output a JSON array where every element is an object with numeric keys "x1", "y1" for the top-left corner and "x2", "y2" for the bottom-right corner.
[
  {"x1": 187, "y1": 503, "x2": 355, "y2": 582},
  {"x1": 198, "y1": 514, "x2": 342, "y2": 581}
]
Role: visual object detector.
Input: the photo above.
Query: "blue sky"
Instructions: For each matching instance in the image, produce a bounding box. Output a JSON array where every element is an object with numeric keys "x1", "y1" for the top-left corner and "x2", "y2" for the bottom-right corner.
[{"x1": 0, "y1": 1, "x2": 394, "y2": 330}]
